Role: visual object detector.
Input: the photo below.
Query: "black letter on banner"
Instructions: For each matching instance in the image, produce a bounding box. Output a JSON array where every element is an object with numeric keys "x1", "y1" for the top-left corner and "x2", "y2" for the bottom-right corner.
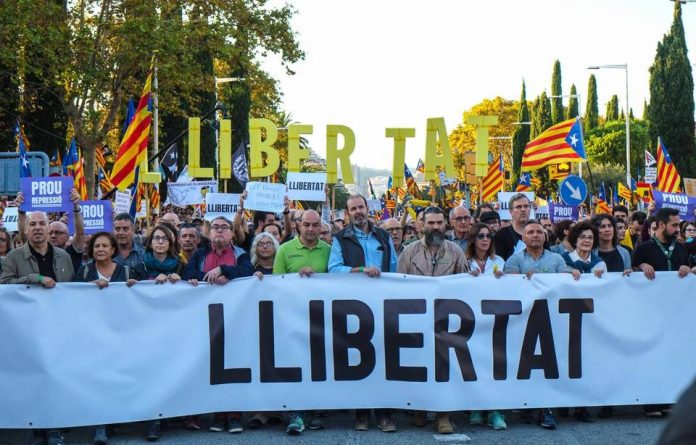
[
  {"x1": 559, "y1": 298, "x2": 594, "y2": 379},
  {"x1": 481, "y1": 300, "x2": 523, "y2": 380},
  {"x1": 517, "y1": 300, "x2": 559, "y2": 379},
  {"x1": 434, "y1": 299, "x2": 476, "y2": 382},
  {"x1": 332, "y1": 300, "x2": 376, "y2": 381},
  {"x1": 208, "y1": 304, "x2": 252, "y2": 384},
  {"x1": 384, "y1": 299, "x2": 427, "y2": 382},
  {"x1": 309, "y1": 300, "x2": 327, "y2": 381},
  {"x1": 259, "y1": 301, "x2": 302, "y2": 382}
]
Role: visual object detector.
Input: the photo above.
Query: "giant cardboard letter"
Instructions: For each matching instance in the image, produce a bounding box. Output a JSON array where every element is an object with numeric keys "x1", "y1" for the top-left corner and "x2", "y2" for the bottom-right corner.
[
  {"x1": 218, "y1": 119, "x2": 232, "y2": 179},
  {"x1": 288, "y1": 124, "x2": 314, "y2": 172},
  {"x1": 424, "y1": 118, "x2": 456, "y2": 181},
  {"x1": 188, "y1": 117, "x2": 214, "y2": 178},
  {"x1": 386, "y1": 128, "x2": 416, "y2": 186},
  {"x1": 326, "y1": 125, "x2": 355, "y2": 184},
  {"x1": 249, "y1": 118, "x2": 280, "y2": 178},
  {"x1": 464, "y1": 116, "x2": 499, "y2": 177}
]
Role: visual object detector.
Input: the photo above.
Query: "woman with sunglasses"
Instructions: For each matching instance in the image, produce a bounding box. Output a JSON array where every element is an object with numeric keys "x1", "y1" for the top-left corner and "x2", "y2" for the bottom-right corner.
[
  {"x1": 465, "y1": 223, "x2": 504, "y2": 278},
  {"x1": 464, "y1": 223, "x2": 506, "y2": 430}
]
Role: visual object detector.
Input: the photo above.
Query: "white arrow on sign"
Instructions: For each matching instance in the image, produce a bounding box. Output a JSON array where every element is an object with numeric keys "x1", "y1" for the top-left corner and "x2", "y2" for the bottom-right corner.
[{"x1": 564, "y1": 181, "x2": 582, "y2": 200}]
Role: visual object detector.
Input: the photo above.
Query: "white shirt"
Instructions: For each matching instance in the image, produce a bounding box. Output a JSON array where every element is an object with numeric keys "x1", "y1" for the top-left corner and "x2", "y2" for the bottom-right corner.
[{"x1": 468, "y1": 255, "x2": 505, "y2": 275}]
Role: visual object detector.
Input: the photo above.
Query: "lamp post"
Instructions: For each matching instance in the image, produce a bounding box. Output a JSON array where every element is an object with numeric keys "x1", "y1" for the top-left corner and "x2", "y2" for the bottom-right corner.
[
  {"x1": 588, "y1": 64, "x2": 631, "y2": 187},
  {"x1": 214, "y1": 77, "x2": 245, "y2": 188}
]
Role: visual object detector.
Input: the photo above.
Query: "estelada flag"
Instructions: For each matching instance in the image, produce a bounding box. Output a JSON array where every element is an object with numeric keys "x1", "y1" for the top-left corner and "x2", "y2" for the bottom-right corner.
[
  {"x1": 521, "y1": 118, "x2": 586, "y2": 172},
  {"x1": 655, "y1": 137, "x2": 682, "y2": 193},
  {"x1": 480, "y1": 155, "x2": 503, "y2": 202}
]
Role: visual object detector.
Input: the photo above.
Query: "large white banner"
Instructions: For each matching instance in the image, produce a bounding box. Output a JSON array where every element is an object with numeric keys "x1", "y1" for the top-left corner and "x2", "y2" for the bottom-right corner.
[{"x1": 1, "y1": 273, "x2": 695, "y2": 428}]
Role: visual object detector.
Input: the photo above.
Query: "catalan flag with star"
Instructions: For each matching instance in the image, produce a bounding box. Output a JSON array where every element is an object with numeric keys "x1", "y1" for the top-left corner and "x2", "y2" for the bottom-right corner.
[
  {"x1": 655, "y1": 137, "x2": 682, "y2": 193},
  {"x1": 111, "y1": 59, "x2": 154, "y2": 190},
  {"x1": 516, "y1": 172, "x2": 531, "y2": 192},
  {"x1": 480, "y1": 155, "x2": 504, "y2": 202},
  {"x1": 521, "y1": 118, "x2": 586, "y2": 172}
]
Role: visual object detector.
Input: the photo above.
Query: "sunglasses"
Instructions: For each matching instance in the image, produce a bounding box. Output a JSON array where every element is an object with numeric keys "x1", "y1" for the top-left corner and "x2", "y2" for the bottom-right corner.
[{"x1": 476, "y1": 233, "x2": 493, "y2": 240}]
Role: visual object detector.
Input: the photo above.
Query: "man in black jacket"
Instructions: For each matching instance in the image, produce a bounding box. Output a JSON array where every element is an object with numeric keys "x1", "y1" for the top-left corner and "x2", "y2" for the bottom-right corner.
[{"x1": 495, "y1": 193, "x2": 532, "y2": 260}]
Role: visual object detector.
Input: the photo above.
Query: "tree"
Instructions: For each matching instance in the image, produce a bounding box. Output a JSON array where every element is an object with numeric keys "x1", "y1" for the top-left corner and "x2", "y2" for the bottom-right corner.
[
  {"x1": 448, "y1": 97, "x2": 519, "y2": 184},
  {"x1": 643, "y1": 99, "x2": 649, "y2": 120},
  {"x1": 529, "y1": 92, "x2": 553, "y2": 198},
  {"x1": 566, "y1": 84, "x2": 579, "y2": 119},
  {"x1": 550, "y1": 60, "x2": 564, "y2": 124},
  {"x1": 647, "y1": 0, "x2": 696, "y2": 176},
  {"x1": 584, "y1": 120, "x2": 649, "y2": 170},
  {"x1": 0, "y1": 0, "x2": 304, "y2": 195},
  {"x1": 512, "y1": 80, "x2": 530, "y2": 183},
  {"x1": 585, "y1": 74, "x2": 599, "y2": 132},
  {"x1": 605, "y1": 95, "x2": 619, "y2": 121}
]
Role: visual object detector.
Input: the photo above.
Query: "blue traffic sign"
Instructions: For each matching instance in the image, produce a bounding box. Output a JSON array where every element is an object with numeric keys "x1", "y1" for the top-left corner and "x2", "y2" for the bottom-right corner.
[{"x1": 559, "y1": 175, "x2": 587, "y2": 207}]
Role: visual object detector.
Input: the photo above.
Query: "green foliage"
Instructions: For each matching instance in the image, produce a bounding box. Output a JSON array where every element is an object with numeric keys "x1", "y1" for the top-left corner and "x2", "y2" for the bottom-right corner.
[
  {"x1": 647, "y1": 1, "x2": 696, "y2": 176},
  {"x1": 550, "y1": 60, "x2": 564, "y2": 124},
  {"x1": 585, "y1": 74, "x2": 599, "y2": 132},
  {"x1": 512, "y1": 80, "x2": 530, "y2": 183},
  {"x1": 530, "y1": 92, "x2": 552, "y2": 139},
  {"x1": 566, "y1": 84, "x2": 579, "y2": 120},
  {"x1": 605, "y1": 95, "x2": 619, "y2": 121},
  {"x1": 585, "y1": 163, "x2": 627, "y2": 195},
  {"x1": 584, "y1": 120, "x2": 648, "y2": 174}
]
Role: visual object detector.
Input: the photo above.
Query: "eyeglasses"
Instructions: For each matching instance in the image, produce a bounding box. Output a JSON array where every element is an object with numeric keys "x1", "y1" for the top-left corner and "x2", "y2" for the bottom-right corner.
[
  {"x1": 685, "y1": 227, "x2": 696, "y2": 233},
  {"x1": 49, "y1": 231, "x2": 67, "y2": 235},
  {"x1": 512, "y1": 204, "x2": 530, "y2": 210},
  {"x1": 476, "y1": 233, "x2": 493, "y2": 240},
  {"x1": 384, "y1": 227, "x2": 402, "y2": 233},
  {"x1": 452, "y1": 216, "x2": 471, "y2": 222},
  {"x1": 578, "y1": 235, "x2": 594, "y2": 240},
  {"x1": 257, "y1": 241, "x2": 274, "y2": 247},
  {"x1": 151, "y1": 235, "x2": 169, "y2": 243},
  {"x1": 211, "y1": 225, "x2": 231, "y2": 232}
]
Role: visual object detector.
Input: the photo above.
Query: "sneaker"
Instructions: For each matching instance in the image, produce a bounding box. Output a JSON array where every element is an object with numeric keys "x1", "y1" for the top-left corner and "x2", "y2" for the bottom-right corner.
[
  {"x1": 208, "y1": 419, "x2": 227, "y2": 432},
  {"x1": 248, "y1": 413, "x2": 266, "y2": 430},
  {"x1": 435, "y1": 414, "x2": 454, "y2": 434},
  {"x1": 644, "y1": 410, "x2": 663, "y2": 418},
  {"x1": 538, "y1": 409, "x2": 557, "y2": 430},
  {"x1": 286, "y1": 414, "x2": 305, "y2": 435},
  {"x1": 469, "y1": 411, "x2": 483, "y2": 425},
  {"x1": 487, "y1": 411, "x2": 507, "y2": 430},
  {"x1": 227, "y1": 418, "x2": 244, "y2": 434},
  {"x1": 574, "y1": 408, "x2": 593, "y2": 423},
  {"x1": 354, "y1": 416, "x2": 369, "y2": 431},
  {"x1": 184, "y1": 416, "x2": 201, "y2": 431},
  {"x1": 46, "y1": 431, "x2": 65, "y2": 445},
  {"x1": 377, "y1": 416, "x2": 397, "y2": 433},
  {"x1": 146, "y1": 421, "x2": 161, "y2": 442},
  {"x1": 308, "y1": 418, "x2": 324, "y2": 430},
  {"x1": 94, "y1": 425, "x2": 108, "y2": 445},
  {"x1": 412, "y1": 411, "x2": 428, "y2": 427}
]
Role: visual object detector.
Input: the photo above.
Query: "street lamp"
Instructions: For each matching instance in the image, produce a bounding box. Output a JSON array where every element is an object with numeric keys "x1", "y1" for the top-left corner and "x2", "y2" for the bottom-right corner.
[{"x1": 588, "y1": 64, "x2": 631, "y2": 187}]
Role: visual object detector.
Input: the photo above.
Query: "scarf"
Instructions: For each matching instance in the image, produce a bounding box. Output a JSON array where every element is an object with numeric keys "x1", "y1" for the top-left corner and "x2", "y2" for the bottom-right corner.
[{"x1": 143, "y1": 251, "x2": 180, "y2": 277}]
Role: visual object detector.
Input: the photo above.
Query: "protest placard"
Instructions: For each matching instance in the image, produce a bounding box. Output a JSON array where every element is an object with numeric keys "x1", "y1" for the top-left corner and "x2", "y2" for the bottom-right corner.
[
  {"x1": 19, "y1": 177, "x2": 73, "y2": 213},
  {"x1": 366, "y1": 199, "x2": 381, "y2": 211},
  {"x1": 205, "y1": 193, "x2": 242, "y2": 221},
  {"x1": 286, "y1": 172, "x2": 326, "y2": 201},
  {"x1": 166, "y1": 181, "x2": 217, "y2": 206},
  {"x1": 549, "y1": 203, "x2": 579, "y2": 223},
  {"x1": 653, "y1": 191, "x2": 696, "y2": 221},
  {"x1": 2, "y1": 207, "x2": 18, "y2": 232},
  {"x1": 67, "y1": 201, "x2": 113, "y2": 235},
  {"x1": 497, "y1": 191, "x2": 536, "y2": 220},
  {"x1": 244, "y1": 182, "x2": 286, "y2": 213},
  {"x1": 114, "y1": 191, "x2": 131, "y2": 215}
]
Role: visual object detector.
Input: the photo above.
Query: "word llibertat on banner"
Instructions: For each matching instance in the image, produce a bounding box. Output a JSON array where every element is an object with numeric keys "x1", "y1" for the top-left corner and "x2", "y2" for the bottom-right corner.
[{"x1": 1, "y1": 273, "x2": 695, "y2": 428}]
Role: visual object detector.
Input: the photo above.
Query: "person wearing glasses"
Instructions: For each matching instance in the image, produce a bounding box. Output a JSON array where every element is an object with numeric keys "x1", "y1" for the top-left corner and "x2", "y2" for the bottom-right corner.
[
  {"x1": 448, "y1": 206, "x2": 472, "y2": 252},
  {"x1": 140, "y1": 224, "x2": 185, "y2": 283},
  {"x1": 381, "y1": 218, "x2": 404, "y2": 255},
  {"x1": 182, "y1": 216, "x2": 253, "y2": 435},
  {"x1": 495, "y1": 193, "x2": 534, "y2": 260}
]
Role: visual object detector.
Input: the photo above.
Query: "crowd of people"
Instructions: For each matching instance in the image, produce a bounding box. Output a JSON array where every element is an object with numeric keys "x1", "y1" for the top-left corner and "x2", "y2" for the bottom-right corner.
[{"x1": 2, "y1": 190, "x2": 696, "y2": 445}]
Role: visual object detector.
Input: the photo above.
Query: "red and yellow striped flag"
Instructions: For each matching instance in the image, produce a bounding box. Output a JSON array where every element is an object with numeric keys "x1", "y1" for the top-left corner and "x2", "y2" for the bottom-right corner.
[
  {"x1": 74, "y1": 151, "x2": 88, "y2": 200},
  {"x1": 148, "y1": 184, "x2": 160, "y2": 213},
  {"x1": 95, "y1": 144, "x2": 106, "y2": 169},
  {"x1": 110, "y1": 61, "x2": 154, "y2": 190},
  {"x1": 480, "y1": 155, "x2": 503, "y2": 203},
  {"x1": 521, "y1": 118, "x2": 586, "y2": 172},
  {"x1": 655, "y1": 137, "x2": 682, "y2": 193}
]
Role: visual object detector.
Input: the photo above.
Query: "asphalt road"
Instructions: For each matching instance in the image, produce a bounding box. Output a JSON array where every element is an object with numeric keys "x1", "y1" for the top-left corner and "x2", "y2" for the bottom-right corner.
[{"x1": 0, "y1": 406, "x2": 667, "y2": 445}]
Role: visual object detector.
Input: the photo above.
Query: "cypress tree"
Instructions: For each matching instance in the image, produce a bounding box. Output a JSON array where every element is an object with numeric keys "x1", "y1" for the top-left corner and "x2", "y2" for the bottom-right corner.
[
  {"x1": 629, "y1": 108, "x2": 634, "y2": 120},
  {"x1": 531, "y1": 91, "x2": 552, "y2": 139},
  {"x1": 584, "y1": 74, "x2": 599, "y2": 133},
  {"x1": 551, "y1": 60, "x2": 563, "y2": 124},
  {"x1": 566, "y1": 84, "x2": 579, "y2": 119},
  {"x1": 605, "y1": 95, "x2": 619, "y2": 121},
  {"x1": 512, "y1": 80, "x2": 530, "y2": 182},
  {"x1": 643, "y1": 100, "x2": 649, "y2": 120},
  {"x1": 647, "y1": 1, "x2": 696, "y2": 176}
]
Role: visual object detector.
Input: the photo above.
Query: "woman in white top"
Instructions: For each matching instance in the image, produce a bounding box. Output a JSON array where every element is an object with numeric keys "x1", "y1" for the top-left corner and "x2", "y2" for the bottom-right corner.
[
  {"x1": 464, "y1": 223, "x2": 506, "y2": 429},
  {"x1": 466, "y1": 223, "x2": 505, "y2": 278}
]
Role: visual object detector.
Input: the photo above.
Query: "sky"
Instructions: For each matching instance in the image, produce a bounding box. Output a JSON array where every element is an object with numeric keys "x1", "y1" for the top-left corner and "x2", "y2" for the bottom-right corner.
[{"x1": 264, "y1": 0, "x2": 696, "y2": 173}]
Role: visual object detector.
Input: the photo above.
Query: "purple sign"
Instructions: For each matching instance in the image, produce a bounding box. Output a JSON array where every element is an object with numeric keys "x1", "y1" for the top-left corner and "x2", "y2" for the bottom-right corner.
[
  {"x1": 653, "y1": 191, "x2": 696, "y2": 222},
  {"x1": 19, "y1": 177, "x2": 73, "y2": 213},
  {"x1": 549, "y1": 203, "x2": 579, "y2": 223},
  {"x1": 67, "y1": 200, "x2": 114, "y2": 235}
]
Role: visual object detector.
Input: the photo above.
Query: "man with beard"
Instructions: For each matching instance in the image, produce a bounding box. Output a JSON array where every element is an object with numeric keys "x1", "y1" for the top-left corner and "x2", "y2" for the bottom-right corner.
[
  {"x1": 495, "y1": 193, "x2": 533, "y2": 260},
  {"x1": 632, "y1": 207, "x2": 692, "y2": 281},
  {"x1": 397, "y1": 206, "x2": 468, "y2": 434},
  {"x1": 329, "y1": 195, "x2": 397, "y2": 432}
]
